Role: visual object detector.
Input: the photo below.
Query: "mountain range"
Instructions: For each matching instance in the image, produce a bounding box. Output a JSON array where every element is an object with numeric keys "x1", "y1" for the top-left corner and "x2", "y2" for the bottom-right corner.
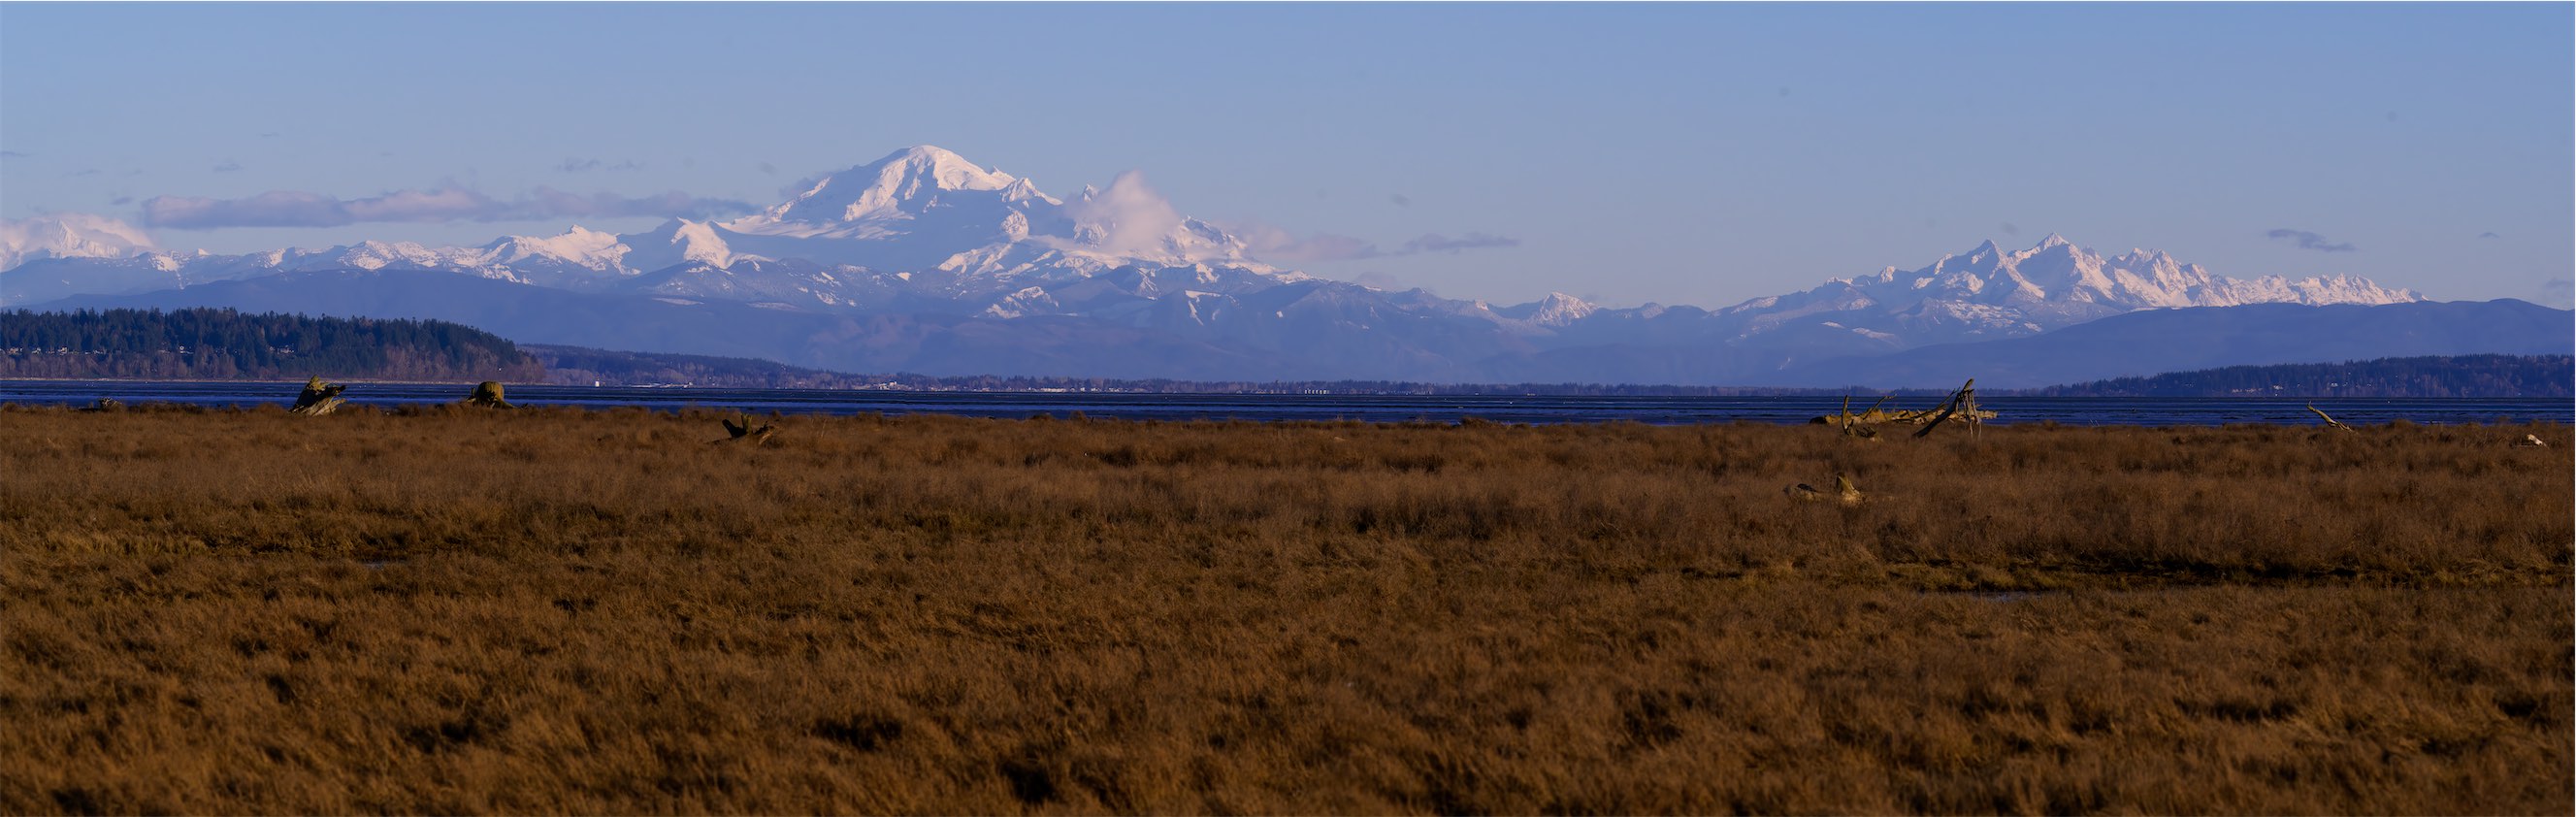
[{"x1": 10, "y1": 145, "x2": 2556, "y2": 387}]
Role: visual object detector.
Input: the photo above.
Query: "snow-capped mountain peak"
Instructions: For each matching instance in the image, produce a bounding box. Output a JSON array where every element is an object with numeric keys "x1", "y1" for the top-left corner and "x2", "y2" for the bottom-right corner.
[
  {"x1": 337, "y1": 240, "x2": 448, "y2": 271},
  {"x1": 874, "y1": 145, "x2": 1019, "y2": 190},
  {"x1": 1494, "y1": 291, "x2": 1600, "y2": 327},
  {"x1": 2, "y1": 214, "x2": 157, "y2": 271},
  {"x1": 730, "y1": 145, "x2": 1056, "y2": 238},
  {"x1": 688, "y1": 146, "x2": 1262, "y2": 276},
  {"x1": 1717, "y1": 235, "x2": 2423, "y2": 346},
  {"x1": 621, "y1": 219, "x2": 744, "y2": 271},
  {"x1": 475, "y1": 224, "x2": 627, "y2": 270}
]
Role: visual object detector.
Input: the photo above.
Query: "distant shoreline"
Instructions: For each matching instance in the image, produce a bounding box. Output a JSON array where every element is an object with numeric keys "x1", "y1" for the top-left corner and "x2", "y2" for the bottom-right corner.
[{"x1": 5, "y1": 382, "x2": 2566, "y2": 428}]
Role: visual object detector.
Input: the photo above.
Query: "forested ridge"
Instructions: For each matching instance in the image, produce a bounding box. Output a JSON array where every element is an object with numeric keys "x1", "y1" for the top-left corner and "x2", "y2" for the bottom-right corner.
[
  {"x1": 2026, "y1": 354, "x2": 2572, "y2": 398},
  {"x1": 0, "y1": 309, "x2": 542, "y2": 381}
]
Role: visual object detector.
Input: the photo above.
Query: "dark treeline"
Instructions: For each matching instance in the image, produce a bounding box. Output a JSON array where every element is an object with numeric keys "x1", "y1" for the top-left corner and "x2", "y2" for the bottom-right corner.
[
  {"x1": 2024, "y1": 354, "x2": 2574, "y2": 398},
  {"x1": 533, "y1": 345, "x2": 877, "y2": 390},
  {"x1": 16, "y1": 310, "x2": 2560, "y2": 398},
  {"x1": 0, "y1": 309, "x2": 542, "y2": 382}
]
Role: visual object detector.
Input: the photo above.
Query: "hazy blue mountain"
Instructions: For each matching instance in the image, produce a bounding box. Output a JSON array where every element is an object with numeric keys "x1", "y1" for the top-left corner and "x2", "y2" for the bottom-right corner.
[
  {"x1": 36, "y1": 269, "x2": 1364, "y2": 380},
  {"x1": 1769, "y1": 300, "x2": 2575, "y2": 389}
]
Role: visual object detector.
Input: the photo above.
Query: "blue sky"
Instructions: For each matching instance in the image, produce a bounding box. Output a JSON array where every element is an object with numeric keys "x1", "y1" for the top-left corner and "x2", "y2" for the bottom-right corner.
[{"x1": 4, "y1": 2, "x2": 2568, "y2": 308}]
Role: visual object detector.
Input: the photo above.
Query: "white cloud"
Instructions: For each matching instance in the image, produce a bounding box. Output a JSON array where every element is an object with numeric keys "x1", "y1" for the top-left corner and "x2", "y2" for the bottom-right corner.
[
  {"x1": 1401, "y1": 232, "x2": 1519, "y2": 253},
  {"x1": 1230, "y1": 222, "x2": 1523, "y2": 264},
  {"x1": 1231, "y1": 221, "x2": 1385, "y2": 263},
  {"x1": 1060, "y1": 171, "x2": 1187, "y2": 255},
  {"x1": 2265, "y1": 228, "x2": 2358, "y2": 253},
  {"x1": 141, "y1": 187, "x2": 756, "y2": 229}
]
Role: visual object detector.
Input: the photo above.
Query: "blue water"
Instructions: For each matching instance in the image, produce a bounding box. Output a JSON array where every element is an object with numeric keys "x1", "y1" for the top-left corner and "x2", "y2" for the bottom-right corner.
[{"x1": 3, "y1": 379, "x2": 2565, "y2": 427}]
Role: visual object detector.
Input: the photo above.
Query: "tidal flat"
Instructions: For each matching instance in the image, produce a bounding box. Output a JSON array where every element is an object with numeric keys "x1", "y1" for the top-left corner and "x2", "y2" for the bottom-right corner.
[{"x1": 2, "y1": 406, "x2": 2568, "y2": 814}]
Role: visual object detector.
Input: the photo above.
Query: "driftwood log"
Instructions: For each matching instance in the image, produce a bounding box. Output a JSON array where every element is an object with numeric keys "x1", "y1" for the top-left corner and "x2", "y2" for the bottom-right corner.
[
  {"x1": 1811, "y1": 392, "x2": 1996, "y2": 429},
  {"x1": 2307, "y1": 404, "x2": 2356, "y2": 433},
  {"x1": 463, "y1": 381, "x2": 515, "y2": 408},
  {"x1": 290, "y1": 376, "x2": 347, "y2": 416},
  {"x1": 1911, "y1": 378, "x2": 1983, "y2": 439},
  {"x1": 81, "y1": 397, "x2": 123, "y2": 413},
  {"x1": 1838, "y1": 394, "x2": 1890, "y2": 440},
  {"x1": 715, "y1": 413, "x2": 780, "y2": 445}
]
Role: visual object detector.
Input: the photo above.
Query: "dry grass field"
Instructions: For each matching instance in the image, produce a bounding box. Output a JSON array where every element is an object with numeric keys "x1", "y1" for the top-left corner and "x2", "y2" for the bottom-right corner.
[{"x1": 2, "y1": 405, "x2": 2568, "y2": 814}]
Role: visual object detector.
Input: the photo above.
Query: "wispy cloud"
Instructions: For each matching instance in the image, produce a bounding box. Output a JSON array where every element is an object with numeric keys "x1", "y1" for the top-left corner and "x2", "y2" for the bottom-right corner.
[
  {"x1": 1389, "y1": 193, "x2": 1411, "y2": 208},
  {"x1": 757, "y1": 162, "x2": 779, "y2": 176},
  {"x1": 2478, "y1": 231, "x2": 2500, "y2": 239},
  {"x1": 1235, "y1": 226, "x2": 1384, "y2": 263},
  {"x1": 556, "y1": 157, "x2": 644, "y2": 173},
  {"x1": 1235, "y1": 222, "x2": 1523, "y2": 263},
  {"x1": 2543, "y1": 278, "x2": 2573, "y2": 309},
  {"x1": 212, "y1": 160, "x2": 244, "y2": 173},
  {"x1": 1401, "y1": 232, "x2": 1520, "y2": 254},
  {"x1": 0, "y1": 150, "x2": 28, "y2": 159},
  {"x1": 2265, "y1": 228, "x2": 2358, "y2": 252},
  {"x1": 141, "y1": 186, "x2": 757, "y2": 229}
]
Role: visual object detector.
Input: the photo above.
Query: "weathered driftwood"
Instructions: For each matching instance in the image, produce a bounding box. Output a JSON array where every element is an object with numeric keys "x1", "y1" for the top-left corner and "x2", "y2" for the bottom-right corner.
[
  {"x1": 290, "y1": 376, "x2": 347, "y2": 416},
  {"x1": 1787, "y1": 475, "x2": 1865, "y2": 506},
  {"x1": 463, "y1": 381, "x2": 515, "y2": 409},
  {"x1": 1912, "y1": 378, "x2": 1983, "y2": 439},
  {"x1": 2307, "y1": 404, "x2": 2356, "y2": 433},
  {"x1": 1839, "y1": 394, "x2": 1891, "y2": 440},
  {"x1": 715, "y1": 413, "x2": 780, "y2": 445},
  {"x1": 1810, "y1": 395, "x2": 1996, "y2": 429},
  {"x1": 82, "y1": 397, "x2": 123, "y2": 413},
  {"x1": 2515, "y1": 434, "x2": 2548, "y2": 448}
]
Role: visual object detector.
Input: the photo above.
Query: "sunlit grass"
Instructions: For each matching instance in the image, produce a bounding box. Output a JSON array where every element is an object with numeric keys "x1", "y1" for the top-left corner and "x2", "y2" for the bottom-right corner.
[{"x1": 3, "y1": 406, "x2": 2567, "y2": 813}]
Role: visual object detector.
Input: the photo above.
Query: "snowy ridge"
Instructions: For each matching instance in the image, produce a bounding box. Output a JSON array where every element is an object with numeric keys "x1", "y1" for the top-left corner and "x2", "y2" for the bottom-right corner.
[{"x1": 1712, "y1": 234, "x2": 2421, "y2": 346}]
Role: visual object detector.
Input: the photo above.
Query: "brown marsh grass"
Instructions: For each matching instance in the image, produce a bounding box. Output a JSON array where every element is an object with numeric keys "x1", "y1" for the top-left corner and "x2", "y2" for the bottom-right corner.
[{"x1": 1, "y1": 406, "x2": 2568, "y2": 814}]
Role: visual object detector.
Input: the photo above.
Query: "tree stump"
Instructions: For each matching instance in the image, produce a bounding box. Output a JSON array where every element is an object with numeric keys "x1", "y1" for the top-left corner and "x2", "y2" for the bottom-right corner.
[
  {"x1": 716, "y1": 413, "x2": 780, "y2": 445},
  {"x1": 464, "y1": 381, "x2": 515, "y2": 408},
  {"x1": 290, "y1": 376, "x2": 347, "y2": 416}
]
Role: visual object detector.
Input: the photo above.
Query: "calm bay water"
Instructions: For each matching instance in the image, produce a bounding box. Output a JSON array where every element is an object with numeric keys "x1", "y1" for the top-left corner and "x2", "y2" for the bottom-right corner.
[{"x1": 2, "y1": 380, "x2": 2566, "y2": 427}]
